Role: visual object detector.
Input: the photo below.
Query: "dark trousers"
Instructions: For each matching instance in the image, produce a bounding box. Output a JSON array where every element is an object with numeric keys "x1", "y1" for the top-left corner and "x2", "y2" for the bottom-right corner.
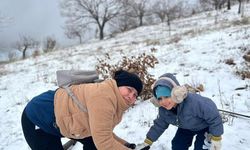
[
  {"x1": 21, "y1": 110, "x2": 97, "y2": 150},
  {"x1": 171, "y1": 128, "x2": 209, "y2": 150}
]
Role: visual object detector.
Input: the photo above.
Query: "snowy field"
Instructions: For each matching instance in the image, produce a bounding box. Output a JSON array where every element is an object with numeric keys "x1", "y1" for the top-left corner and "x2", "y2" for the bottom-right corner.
[{"x1": 0, "y1": 4, "x2": 250, "y2": 150}]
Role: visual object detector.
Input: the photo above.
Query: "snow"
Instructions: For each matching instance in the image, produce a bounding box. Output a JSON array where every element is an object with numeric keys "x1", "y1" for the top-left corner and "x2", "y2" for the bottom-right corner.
[{"x1": 0, "y1": 4, "x2": 250, "y2": 150}]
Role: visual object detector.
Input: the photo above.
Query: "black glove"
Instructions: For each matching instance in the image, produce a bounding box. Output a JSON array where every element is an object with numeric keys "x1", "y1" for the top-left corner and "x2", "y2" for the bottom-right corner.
[
  {"x1": 135, "y1": 142, "x2": 151, "y2": 150},
  {"x1": 140, "y1": 146, "x2": 150, "y2": 150},
  {"x1": 124, "y1": 142, "x2": 136, "y2": 149}
]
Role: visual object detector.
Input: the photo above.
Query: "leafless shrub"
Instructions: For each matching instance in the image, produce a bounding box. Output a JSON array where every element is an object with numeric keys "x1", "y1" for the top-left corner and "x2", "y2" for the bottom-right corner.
[
  {"x1": 168, "y1": 36, "x2": 181, "y2": 44},
  {"x1": 183, "y1": 29, "x2": 196, "y2": 36},
  {"x1": 144, "y1": 39, "x2": 160, "y2": 46},
  {"x1": 32, "y1": 50, "x2": 40, "y2": 58},
  {"x1": 224, "y1": 58, "x2": 236, "y2": 65},
  {"x1": 96, "y1": 52, "x2": 159, "y2": 100},
  {"x1": 243, "y1": 49, "x2": 250, "y2": 62},
  {"x1": 8, "y1": 51, "x2": 17, "y2": 62},
  {"x1": 236, "y1": 70, "x2": 250, "y2": 79},
  {"x1": 150, "y1": 47, "x2": 157, "y2": 53},
  {"x1": 43, "y1": 36, "x2": 56, "y2": 53},
  {"x1": 233, "y1": 45, "x2": 250, "y2": 79},
  {"x1": 0, "y1": 66, "x2": 9, "y2": 76},
  {"x1": 232, "y1": 17, "x2": 250, "y2": 26},
  {"x1": 218, "y1": 79, "x2": 237, "y2": 125}
]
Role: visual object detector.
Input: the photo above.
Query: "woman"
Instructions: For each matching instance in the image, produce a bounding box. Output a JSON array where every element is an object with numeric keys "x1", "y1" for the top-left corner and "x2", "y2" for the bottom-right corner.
[
  {"x1": 21, "y1": 70, "x2": 143, "y2": 150},
  {"x1": 136, "y1": 73, "x2": 223, "y2": 150}
]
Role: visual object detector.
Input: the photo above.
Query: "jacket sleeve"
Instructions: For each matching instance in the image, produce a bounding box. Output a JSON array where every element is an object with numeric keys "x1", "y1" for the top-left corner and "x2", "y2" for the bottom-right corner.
[
  {"x1": 146, "y1": 108, "x2": 169, "y2": 142},
  {"x1": 197, "y1": 97, "x2": 224, "y2": 136},
  {"x1": 113, "y1": 133, "x2": 127, "y2": 145},
  {"x1": 87, "y1": 96, "x2": 129, "y2": 150}
]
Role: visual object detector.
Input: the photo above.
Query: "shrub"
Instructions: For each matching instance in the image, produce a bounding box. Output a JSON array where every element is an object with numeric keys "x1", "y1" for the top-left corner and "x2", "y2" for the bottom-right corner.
[
  {"x1": 96, "y1": 52, "x2": 159, "y2": 100},
  {"x1": 43, "y1": 36, "x2": 56, "y2": 53},
  {"x1": 224, "y1": 58, "x2": 236, "y2": 65},
  {"x1": 8, "y1": 51, "x2": 17, "y2": 62},
  {"x1": 32, "y1": 50, "x2": 40, "y2": 58}
]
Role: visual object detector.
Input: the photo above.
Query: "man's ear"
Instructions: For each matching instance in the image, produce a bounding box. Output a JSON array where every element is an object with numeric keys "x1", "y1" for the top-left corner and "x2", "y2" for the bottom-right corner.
[{"x1": 150, "y1": 97, "x2": 160, "y2": 107}]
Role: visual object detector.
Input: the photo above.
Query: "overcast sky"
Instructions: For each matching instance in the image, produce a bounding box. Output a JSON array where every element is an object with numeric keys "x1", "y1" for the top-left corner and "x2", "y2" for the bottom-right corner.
[{"x1": 0, "y1": 0, "x2": 71, "y2": 50}]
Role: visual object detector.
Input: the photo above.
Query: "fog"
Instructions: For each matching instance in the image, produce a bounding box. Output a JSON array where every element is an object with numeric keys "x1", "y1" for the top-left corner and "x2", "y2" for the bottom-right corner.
[
  {"x1": 0, "y1": 0, "x2": 73, "y2": 53},
  {"x1": 0, "y1": 0, "x2": 199, "y2": 60}
]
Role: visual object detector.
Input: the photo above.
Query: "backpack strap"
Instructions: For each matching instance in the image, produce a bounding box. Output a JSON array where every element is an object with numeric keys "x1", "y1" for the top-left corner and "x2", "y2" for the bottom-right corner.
[{"x1": 62, "y1": 85, "x2": 88, "y2": 112}]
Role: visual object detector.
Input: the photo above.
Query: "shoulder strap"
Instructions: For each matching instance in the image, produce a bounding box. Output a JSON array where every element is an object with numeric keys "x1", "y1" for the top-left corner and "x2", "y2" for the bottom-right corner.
[{"x1": 62, "y1": 85, "x2": 88, "y2": 112}]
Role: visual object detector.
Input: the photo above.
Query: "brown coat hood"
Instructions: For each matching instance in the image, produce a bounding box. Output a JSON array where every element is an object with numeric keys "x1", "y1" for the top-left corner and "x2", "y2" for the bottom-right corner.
[{"x1": 54, "y1": 79, "x2": 131, "y2": 150}]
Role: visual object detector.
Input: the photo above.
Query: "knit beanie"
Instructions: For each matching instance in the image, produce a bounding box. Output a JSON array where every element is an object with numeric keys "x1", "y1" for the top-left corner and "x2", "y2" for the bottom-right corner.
[
  {"x1": 155, "y1": 86, "x2": 171, "y2": 100},
  {"x1": 114, "y1": 70, "x2": 143, "y2": 95}
]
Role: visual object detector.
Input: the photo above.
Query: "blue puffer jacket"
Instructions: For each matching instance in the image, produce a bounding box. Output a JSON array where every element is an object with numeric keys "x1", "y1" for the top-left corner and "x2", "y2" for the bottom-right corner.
[
  {"x1": 147, "y1": 93, "x2": 224, "y2": 142},
  {"x1": 146, "y1": 73, "x2": 223, "y2": 142},
  {"x1": 25, "y1": 90, "x2": 62, "y2": 137}
]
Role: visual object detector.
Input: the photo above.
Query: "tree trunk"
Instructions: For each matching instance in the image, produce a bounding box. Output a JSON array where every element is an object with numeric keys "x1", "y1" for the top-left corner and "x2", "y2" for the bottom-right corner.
[
  {"x1": 160, "y1": 14, "x2": 165, "y2": 23},
  {"x1": 99, "y1": 25, "x2": 104, "y2": 40},
  {"x1": 167, "y1": 18, "x2": 171, "y2": 36},
  {"x1": 139, "y1": 15, "x2": 143, "y2": 26},
  {"x1": 79, "y1": 35, "x2": 82, "y2": 44},
  {"x1": 215, "y1": 2, "x2": 219, "y2": 10},
  {"x1": 227, "y1": 0, "x2": 231, "y2": 10},
  {"x1": 22, "y1": 46, "x2": 27, "y2": 59},
  {"x1": 218, "y1": 3, "x2": 222, "y2": 10},
  {"x1": 238, "y1": 0, "x2": 242, "y2": 14},
  {"x1": 241, "y1": 1, "x2": 245, "y2": 17}
]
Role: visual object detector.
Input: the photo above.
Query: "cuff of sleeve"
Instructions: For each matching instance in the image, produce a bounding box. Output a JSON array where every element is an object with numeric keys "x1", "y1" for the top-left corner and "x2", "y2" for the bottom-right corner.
[
  {"x1": 144, "y1": 138, "x2": 153, "y2": 145},
  {"x1": 211, "y1": 136, "x2": 222, "y2": 141}
]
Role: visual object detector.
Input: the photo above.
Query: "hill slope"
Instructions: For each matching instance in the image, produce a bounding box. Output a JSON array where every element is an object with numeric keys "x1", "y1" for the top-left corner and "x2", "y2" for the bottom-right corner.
[{"x1": 0, "y1": 4, "x2": 250, "y2": 150}]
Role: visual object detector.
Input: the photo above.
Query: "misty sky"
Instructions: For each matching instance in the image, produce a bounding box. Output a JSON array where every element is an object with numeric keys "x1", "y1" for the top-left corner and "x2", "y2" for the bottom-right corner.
[{"x1": 0, "y1": 0, "x2": 70, "y2": 50}]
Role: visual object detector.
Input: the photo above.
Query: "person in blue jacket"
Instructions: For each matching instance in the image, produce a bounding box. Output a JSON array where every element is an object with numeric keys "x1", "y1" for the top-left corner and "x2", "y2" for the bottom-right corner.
[
  {"x1": 136, "y1": 73, "x2": 223, "y2": 150},
  {"x1": 21, "y1": 70, "x2": 143, "y2": 150}
]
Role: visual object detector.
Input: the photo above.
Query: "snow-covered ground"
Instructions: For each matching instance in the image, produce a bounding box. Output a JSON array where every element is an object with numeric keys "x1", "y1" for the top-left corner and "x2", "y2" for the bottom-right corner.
[{"x1": 0, "y1": 4, "x2": 250, "y2": 150}]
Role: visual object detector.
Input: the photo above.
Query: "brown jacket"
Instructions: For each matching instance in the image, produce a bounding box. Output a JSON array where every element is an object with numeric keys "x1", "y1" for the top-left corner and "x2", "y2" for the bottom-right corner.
[{"x1": 54, "y1": 79, "x2": 131, "y2": 150}]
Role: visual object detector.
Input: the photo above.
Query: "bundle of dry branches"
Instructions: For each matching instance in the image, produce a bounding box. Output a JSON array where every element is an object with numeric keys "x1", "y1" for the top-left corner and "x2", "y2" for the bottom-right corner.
[{"x1": 96, "y1": 52, "x2": 158, "y2": 100}]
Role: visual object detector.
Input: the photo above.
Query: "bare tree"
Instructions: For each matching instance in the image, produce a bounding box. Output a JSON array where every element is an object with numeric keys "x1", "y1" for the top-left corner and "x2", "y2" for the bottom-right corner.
[
  {"x1": 200, "y1": 0, "x2": 226, "y2": 10},
  {"x1": 152, "y1": 0, "x2": 181, "y2": 35},
  {"x1": 152, "y1": 0, "x2": 181, "y2": 22},
  {"x1": 152, "y1": 0, "x2": 168, "y2": 23},
  {"x1": 110, "y1": 14, "x2": 137, "y2": 33},
  {"x1": 16, "y1": 35, "x2": 39, "y2": 59},
  {"x1": 64, "y1": 24, "x2": 88, "y2": 44},
  {"x1": 109, "y1": 0, "x2": 137, "y2": 33},
  {"x1": 60, "y1": 0, "x2": 124, "y2": 40},
  {"x1": 126, "y1": 0, "x2": 149, "y2": 26}
]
